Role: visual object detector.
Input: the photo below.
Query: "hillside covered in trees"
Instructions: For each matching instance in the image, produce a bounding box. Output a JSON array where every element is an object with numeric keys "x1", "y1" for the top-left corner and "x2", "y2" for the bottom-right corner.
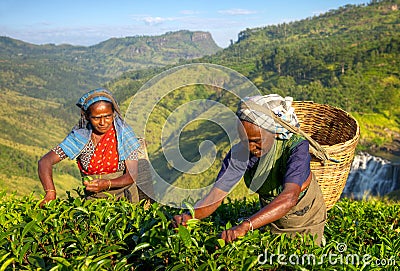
[
  {"x1": 111, "y1": 0, "x2": 400, "y2": 156},
  {"x1": 0, "y1": 0, "x2": 399, "y2": 198},
  {"x1": 0, "y1": 30, "x2": 221, "y2": 101},
  {"x1": 104, "y1": 0, "x2": 400, "y2": 199},
  {"x1": 217, "y1": 0, "x2": 400, "y2": 155},
  {"x1": 0, "y1": 30, "x2": 221, "y2": 197}
]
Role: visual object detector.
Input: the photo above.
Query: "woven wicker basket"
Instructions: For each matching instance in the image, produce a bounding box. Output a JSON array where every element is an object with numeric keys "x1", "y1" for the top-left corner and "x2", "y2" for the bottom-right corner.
[{"x1": 292, "y1": 101, "x2": 360, "y2": 210}]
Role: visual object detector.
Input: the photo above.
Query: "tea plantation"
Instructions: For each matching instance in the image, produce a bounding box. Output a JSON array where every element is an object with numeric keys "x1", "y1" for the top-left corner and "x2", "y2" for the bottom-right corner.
[{"x1": 0, "y1": 191, "x2": 398, "y2": 270}]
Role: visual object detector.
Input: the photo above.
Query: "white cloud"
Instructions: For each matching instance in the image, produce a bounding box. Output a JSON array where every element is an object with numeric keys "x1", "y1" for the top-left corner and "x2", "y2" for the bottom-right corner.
[
  {"x1": 142, "y1": 16, "x2": 176, "y2": 25},
  {"x1": 218, "y1": 8, "x2": 257, "y2": 15}
]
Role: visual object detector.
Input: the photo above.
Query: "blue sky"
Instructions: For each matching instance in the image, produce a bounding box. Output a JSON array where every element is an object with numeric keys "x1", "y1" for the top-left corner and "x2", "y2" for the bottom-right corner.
[{"x1": 0, "y1": 0, "x2": 370, "y2": 48}]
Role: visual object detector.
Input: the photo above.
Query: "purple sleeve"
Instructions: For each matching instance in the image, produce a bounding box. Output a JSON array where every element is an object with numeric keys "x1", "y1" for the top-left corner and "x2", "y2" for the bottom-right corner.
[
  {"x1": 213, "y1": 143, "x2": 250, "y2": 192},
  {"x1": 283, "y1": 140, "x2": 311, "y2": 187}
]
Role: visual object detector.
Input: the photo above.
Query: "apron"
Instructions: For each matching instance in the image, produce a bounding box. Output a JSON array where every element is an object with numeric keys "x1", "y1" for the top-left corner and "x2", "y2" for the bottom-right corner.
[
  {"x1": 260, "y1": 173, "x2": 327, "y2": 245},
  {"x1": 81, "y1": 138, "x2": 154, "y2": 205}
]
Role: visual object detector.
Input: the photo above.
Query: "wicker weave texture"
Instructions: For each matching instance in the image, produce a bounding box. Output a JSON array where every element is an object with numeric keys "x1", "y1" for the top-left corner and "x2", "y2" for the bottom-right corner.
[{"x1": 293, "y1": 101, "x2": 360, "y2": 210}]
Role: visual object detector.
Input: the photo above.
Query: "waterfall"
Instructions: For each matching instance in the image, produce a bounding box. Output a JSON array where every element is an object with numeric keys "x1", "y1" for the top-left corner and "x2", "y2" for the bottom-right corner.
[{"x1": 342, "y1": 152, "x2": 400, "y2": 199}]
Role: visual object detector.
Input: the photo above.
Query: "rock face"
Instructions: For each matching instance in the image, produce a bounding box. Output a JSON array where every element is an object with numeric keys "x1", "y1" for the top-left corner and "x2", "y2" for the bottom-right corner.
[
  {"x1": 92, "y1": 30, "x2": 222, "y2": 61},
  {"x1": 380, "y1": 137, "x2": 400, "y2": 156}
]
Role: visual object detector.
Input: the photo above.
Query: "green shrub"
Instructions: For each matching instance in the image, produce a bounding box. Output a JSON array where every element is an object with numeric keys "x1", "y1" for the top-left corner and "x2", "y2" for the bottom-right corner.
[{"x1": 0, "y1": 191, "x2": 398, "y2": 270}]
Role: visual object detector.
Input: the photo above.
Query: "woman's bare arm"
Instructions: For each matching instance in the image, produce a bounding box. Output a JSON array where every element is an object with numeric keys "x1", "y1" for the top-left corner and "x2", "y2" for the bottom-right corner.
[{"x1": 38, "y1": 150, "x2": 61, "y2": 206}]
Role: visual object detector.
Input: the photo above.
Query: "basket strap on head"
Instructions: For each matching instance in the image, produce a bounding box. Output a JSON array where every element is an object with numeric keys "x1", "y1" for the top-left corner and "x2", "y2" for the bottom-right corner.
[{"x1": 242, "y1": 100, "x2": 339, "y2": 164}]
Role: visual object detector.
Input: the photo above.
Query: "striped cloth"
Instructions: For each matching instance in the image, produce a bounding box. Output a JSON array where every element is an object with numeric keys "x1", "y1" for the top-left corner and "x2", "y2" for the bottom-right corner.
[{"x1": 236, "y1": 94, "x2": 300, "y2": 139}]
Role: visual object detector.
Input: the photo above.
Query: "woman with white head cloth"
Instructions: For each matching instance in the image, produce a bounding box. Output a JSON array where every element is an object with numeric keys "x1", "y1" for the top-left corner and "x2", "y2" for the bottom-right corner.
[{"x1": 174, "y1": 94, "x2": 327, "y2": 245}]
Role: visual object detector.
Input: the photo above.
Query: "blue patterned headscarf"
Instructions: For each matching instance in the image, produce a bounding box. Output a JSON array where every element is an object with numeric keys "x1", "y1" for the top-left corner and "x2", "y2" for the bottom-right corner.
[
  {"x1": 59, "y1": 88, "x2": 140, "y2": 160},
  {"x1": 76, "y1": 88, "x2": 121, "y2": 114}
]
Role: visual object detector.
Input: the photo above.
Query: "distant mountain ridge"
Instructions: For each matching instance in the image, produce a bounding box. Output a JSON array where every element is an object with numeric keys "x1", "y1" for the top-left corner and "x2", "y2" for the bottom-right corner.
[
  {"x1": 93, "y1": 31, "x2": 220, "y2": 61},
  {"x1": 0, "y1": 30, "x2": 221, "y2": 101}
]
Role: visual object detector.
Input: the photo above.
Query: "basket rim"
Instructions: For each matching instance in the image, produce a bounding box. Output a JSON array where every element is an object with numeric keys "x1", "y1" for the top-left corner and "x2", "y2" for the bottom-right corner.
[{"x1": 293, "y1": 100, "x2": 360, "y2": 147}]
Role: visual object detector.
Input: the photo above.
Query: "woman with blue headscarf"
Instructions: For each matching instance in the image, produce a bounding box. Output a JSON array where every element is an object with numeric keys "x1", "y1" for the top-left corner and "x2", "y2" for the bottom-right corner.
[{"x1": 38, "y1": 88, "x2": 144, "y2": 206}]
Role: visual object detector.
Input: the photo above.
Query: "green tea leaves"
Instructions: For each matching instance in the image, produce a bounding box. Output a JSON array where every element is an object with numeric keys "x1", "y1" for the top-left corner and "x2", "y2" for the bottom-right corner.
[{"x1": 0, "y1": 193, "x2": 398, "y2": 270}]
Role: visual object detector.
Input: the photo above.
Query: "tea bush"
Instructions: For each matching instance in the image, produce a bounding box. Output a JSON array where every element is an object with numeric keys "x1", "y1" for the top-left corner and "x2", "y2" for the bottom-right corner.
[{"x1": 0, "y1": 191, "x2": 398, "y2": 270}]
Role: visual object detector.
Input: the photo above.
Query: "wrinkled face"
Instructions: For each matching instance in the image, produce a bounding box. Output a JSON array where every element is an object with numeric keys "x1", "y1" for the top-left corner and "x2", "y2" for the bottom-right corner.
[
  {"x1": 87, "y1": 101, "x2": 114, "y2": 135},
  {"x1": 238, "y1": 120, "x2": 276, "y2": 158}
]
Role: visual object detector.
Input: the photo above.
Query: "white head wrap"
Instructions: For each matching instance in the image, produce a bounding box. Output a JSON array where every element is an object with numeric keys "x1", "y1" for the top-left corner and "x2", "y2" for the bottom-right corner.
[{"x1": 236, "y1": 94, "x2": 300, "y2": 139}]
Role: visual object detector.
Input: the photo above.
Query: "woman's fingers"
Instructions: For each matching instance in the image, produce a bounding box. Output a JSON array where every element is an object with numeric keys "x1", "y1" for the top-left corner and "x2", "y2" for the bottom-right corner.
[
  {"x1": 83, "y1": 179, "x2": 103, "y2": 192},
  {"x1": 172, "y1": 213, "x2": 192, "y2": 228},
  {"x1": 220, "y1": 223, "x2": 249, "y2": 242}
]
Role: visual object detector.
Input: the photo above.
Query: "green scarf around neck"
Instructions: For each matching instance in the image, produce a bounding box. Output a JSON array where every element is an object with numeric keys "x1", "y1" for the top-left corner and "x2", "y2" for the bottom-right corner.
[{"x1": 244, "y1": 134, "x2": 305, "y2": 199}]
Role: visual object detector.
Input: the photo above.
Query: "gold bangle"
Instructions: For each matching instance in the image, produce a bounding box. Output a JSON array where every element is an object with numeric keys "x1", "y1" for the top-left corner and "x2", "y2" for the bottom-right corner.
[
  {"x1": 107, "y1": 180, "x2": 112, "y2": 190},
  {"x1": 244, "y1": 218, "x2": 254, "y2": 232},
  {"x1": 45, "y1": 189, "x2": 56, "y2": 193}
]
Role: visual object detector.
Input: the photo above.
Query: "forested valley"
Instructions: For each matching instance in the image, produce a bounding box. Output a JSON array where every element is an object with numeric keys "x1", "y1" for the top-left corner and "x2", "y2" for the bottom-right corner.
[{"x1": 0, "y1": 0, "x2": 399, "y2": 198}]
